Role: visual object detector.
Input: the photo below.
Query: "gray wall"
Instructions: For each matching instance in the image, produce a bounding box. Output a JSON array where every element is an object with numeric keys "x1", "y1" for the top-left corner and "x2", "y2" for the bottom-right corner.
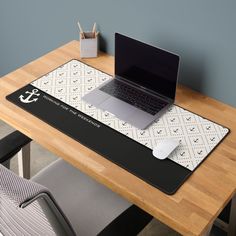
[{"x1": 1, "y1": 0, "x2": 235, "y2": 106}]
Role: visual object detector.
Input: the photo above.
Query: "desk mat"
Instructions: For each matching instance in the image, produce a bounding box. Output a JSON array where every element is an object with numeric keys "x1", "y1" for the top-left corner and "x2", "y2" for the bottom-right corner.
[{"x1": 6, "y1": 59, "x2": 229, "y2": 194}]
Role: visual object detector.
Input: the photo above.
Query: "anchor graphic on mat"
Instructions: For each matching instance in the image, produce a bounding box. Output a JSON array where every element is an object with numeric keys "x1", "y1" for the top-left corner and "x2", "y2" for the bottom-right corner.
[{"x1": 19, "y1": 89, "x2": 40, "y2": 103}]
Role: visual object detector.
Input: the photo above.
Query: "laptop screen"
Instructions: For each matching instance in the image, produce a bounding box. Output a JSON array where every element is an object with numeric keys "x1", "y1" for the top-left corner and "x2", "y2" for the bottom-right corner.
[{"x1": 115, "y1": 33, "x2": 180, "y2": 100}]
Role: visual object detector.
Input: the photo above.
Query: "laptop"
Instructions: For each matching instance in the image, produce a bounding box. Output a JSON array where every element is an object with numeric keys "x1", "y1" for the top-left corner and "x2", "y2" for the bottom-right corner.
[{"x1": 82, "y1": 33, "x2": 180, "y2": 130}]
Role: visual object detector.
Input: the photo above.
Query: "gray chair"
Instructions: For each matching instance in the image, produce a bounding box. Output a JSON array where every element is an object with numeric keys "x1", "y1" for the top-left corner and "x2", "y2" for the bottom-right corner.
[{"x1": 0, "y1": 131, "x2": 152, "y2": 236}]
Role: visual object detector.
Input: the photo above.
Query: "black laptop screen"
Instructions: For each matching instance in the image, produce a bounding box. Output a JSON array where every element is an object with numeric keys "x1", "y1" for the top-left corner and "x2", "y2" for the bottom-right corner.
[{"x1": 115, "y1": 33, "x2": 180, "y2": 100}]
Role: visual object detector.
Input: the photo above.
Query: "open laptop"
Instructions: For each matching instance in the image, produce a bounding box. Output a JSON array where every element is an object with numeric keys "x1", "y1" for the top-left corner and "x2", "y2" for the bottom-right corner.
[{"x1": 82, "y1": 33, "x2": 180, "y2": 130}]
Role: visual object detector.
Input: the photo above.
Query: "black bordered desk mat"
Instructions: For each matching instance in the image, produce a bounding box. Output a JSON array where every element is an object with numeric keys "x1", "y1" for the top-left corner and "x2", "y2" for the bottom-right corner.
[{"x1": 6, "y1": 60, "x2": 229, "y2": 194}]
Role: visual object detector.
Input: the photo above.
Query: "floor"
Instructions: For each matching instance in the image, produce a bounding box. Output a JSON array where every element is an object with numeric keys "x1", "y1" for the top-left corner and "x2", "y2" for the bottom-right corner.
[{"x1": 0, "y1": 120, "x2": 226, "y2": 235}]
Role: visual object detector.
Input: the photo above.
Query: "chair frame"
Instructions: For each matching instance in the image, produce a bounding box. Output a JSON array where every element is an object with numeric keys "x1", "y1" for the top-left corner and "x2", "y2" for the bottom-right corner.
[{"x1": 0, "y1": 131, "x2": 153, "y2": 235}]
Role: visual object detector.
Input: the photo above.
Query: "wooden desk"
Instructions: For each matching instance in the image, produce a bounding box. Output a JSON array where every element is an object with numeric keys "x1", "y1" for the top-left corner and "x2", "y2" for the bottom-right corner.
[{"x1": 1, "y1": 41, "x2": 236, "y2": 236}]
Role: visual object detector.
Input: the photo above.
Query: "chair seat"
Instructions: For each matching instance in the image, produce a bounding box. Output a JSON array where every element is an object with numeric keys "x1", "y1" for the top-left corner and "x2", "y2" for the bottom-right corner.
[{"x1": 32, "y1": 159, "x2": 132, "y2": 236}]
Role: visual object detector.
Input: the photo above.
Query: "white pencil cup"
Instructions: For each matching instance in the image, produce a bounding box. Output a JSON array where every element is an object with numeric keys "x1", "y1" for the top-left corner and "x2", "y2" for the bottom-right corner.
[{"x1": 80, "y1": 32, "x2": 98, "y2": 58}]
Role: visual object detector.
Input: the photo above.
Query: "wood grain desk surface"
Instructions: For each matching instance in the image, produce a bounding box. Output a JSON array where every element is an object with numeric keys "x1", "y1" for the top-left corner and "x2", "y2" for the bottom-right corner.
[{"x1": 1, "y1": 40, "x2": 236, "y2": 236}]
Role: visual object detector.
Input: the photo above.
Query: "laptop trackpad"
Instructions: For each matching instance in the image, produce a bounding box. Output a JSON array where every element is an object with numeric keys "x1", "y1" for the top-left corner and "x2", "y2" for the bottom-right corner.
[
  {"x1": 100, "y1": 97, "x2": 137, "y2": 120},
  {"x1": 82, "y1": 89, "x2": 110, "y2": 106}
]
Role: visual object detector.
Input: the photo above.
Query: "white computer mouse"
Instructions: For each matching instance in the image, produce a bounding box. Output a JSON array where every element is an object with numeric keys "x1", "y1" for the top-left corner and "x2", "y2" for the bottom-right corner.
[{"x1": 152, "y1": 138, "x2": 179, "y2": 160}]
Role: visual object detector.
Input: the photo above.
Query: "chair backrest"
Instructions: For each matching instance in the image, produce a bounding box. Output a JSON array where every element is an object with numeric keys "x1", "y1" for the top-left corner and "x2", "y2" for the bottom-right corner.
[{"x1": 0, "y1": 164, "x2": 75, "y2": 236}]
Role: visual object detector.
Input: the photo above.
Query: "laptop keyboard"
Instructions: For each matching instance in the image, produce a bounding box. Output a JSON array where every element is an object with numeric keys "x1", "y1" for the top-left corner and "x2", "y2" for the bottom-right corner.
[{"x1": 100, "y1": 80, "x2": 168, "y2": 115}]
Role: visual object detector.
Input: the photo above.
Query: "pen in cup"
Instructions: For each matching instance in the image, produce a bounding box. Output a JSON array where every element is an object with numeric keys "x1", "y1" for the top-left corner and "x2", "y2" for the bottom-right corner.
[
  {"x1": 77, "y1": 21, "x2": 85, "y2": 39},
  {"x1": 92, "y1": 22, "x2": 96, "y2": 37}
]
